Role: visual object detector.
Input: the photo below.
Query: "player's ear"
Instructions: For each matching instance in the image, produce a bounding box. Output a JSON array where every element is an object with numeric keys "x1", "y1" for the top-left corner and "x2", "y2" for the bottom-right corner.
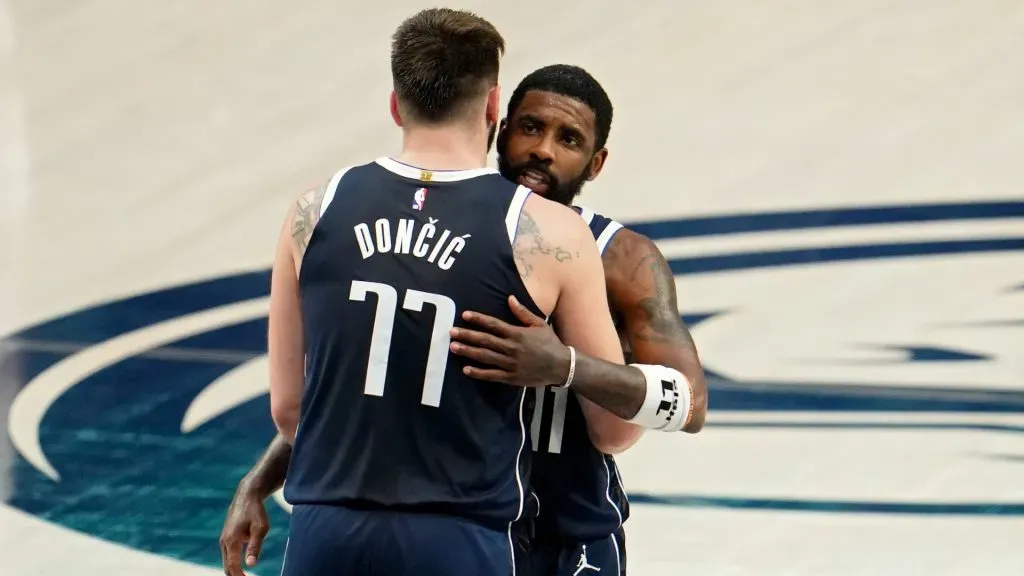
[
  {"x1": 485, "y1": 85, "x2": 501, "y2": 127},
  {"x1": 390, "y1": 91, "x2": 403, "y2": 127},
  {"x1": 586, "y1": 148, "x2": 609, "y2": 181}
]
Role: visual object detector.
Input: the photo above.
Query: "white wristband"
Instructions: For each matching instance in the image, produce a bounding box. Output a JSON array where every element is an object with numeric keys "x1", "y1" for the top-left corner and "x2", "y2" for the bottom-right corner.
[
  {"x1": 625, "y1": 364, "x2": 692, "y2": 432},
  {"x1": 559, "y1": 346, "x2": 577, "y2": 388}
]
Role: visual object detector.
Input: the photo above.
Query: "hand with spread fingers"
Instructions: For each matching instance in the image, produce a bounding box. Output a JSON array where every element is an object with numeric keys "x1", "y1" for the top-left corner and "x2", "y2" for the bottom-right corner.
[{"x1": 449, "y1": 295, "x2": 571, "y2": 388}]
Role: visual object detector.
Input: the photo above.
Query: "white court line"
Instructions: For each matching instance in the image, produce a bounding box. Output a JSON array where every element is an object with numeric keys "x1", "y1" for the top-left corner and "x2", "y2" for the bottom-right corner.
[
  {"x1": 7, "y1": 297, "x2": 269, "y2": 481},
  {"x1": 181, "y1": 355, "x2": 268, "y2": 433},
  {"x1": 655, "y1": 219, "x2": 1024, "y2": 260}
]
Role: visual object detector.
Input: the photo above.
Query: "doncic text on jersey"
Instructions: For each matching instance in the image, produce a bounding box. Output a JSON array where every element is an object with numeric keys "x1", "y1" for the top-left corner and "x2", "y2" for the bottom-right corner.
[{"x1": 354, "y1": 217, "x2": 470, "y2": 271}]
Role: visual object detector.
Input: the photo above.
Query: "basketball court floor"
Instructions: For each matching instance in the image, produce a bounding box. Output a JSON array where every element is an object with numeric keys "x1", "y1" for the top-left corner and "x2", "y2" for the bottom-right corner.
[{"x1": 2, "y1": 1, "x2": 1023, "y2": 574}]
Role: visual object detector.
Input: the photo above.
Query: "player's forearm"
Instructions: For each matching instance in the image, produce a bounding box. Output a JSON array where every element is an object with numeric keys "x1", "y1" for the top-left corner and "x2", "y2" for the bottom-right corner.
[
  {"x1": 575, "y1": 346, "x2": 700, "y2": 435},
  {"x1": 269, "y1": 389, "x2": 300, "y2": 443},
  {"x1": 240, "y1": 434, "x2": 292, "y2": 500},
  {"x1": 569, "y1": 353, "x2": 646, "y2": 420}
]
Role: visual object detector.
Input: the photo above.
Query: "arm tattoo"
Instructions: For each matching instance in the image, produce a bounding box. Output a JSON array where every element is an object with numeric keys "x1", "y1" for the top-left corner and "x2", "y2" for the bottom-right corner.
[
  {"x1": 513, "y1": 210, "x2": 575, "y2": 278},
  {"x1": 617, "y1": 235, "x2": 697, "y2": 350},
  {"x1": 290, "y1": 183, "x2": 329, "y2": 256},
  {"x1": 604, "y1": 230, "x2": 707, "y2": 431}
]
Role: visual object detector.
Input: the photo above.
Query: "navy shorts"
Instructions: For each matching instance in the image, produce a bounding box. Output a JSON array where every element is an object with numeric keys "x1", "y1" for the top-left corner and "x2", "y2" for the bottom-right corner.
[
  {"x1": 528, "y1": 529, "x2": 626, "y2": 576},
  {"x1": 282, "y1": 504, "x2": 518, "y2": 576}
]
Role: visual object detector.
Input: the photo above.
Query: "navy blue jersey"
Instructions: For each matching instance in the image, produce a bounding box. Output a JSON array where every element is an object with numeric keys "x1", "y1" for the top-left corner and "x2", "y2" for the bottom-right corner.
[
  {"x1": 284, "y1": 157, "x2": 545, "y2": 532},
  {"x1": 527, "y1": 205, "x2": 630, "y2": 541}
]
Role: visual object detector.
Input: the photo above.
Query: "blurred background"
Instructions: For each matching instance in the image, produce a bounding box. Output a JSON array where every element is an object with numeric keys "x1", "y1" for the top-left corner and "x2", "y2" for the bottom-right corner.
[{"x1": 1, "y1": 1, "x2": 1022, "y2": 574}]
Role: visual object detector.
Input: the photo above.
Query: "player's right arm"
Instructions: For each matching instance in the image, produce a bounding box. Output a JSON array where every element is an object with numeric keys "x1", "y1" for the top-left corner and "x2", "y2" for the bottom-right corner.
[
  {"x1": 519, "y1": 196, "x2": 643, "y2": 454},
  {"x1": 269, "y1": 181, "x2": 331, "y2": 443}
]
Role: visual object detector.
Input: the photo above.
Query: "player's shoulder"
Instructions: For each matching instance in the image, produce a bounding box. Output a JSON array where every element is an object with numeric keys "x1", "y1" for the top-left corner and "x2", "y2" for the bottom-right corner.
[
  {"x1": 289, "y1": 160, "x2": 377, "y2": 214},
  {"x1": 601, "y1": 226, "x2": 669, "y2": 280},
  {"x1": 521, "y1": 193, "x2": 595, "y2": 246}
]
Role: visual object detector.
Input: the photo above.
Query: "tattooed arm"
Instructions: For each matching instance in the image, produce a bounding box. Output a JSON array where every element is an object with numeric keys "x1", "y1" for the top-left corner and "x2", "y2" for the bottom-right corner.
[
  {"x1": 589, "y1": 229, "x2": 707, "y2": 432},
  {"x1": 269, "y1": 182, "x2": 330, "y2": 442},
  {"x1": 510, "y1": 196, "x2": 645, "y2": 453},
  {"x1": 481, "y1": 227, "x2": 707, "y2": 433}
]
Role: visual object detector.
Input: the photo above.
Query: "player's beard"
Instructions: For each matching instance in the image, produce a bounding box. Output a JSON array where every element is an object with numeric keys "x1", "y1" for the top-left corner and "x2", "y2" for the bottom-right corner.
[{"x1": 496, "y1": 133, "x2": 590, "y2": 206}]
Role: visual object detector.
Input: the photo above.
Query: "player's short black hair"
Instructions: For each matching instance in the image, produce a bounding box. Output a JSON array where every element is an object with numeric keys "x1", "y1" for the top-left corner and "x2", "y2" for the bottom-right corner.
[
  {"x1": 391, "y1": 8, "x2": 506, "y2": 124},
  {"x1": 506, "y1": 64, "x2": 614, "y2": 150}
]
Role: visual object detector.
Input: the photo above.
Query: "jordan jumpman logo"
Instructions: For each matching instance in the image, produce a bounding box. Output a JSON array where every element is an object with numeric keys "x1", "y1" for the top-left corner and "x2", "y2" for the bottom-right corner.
[{"x1": 573, "y1": 545, "x2": 601, "y2": 575}]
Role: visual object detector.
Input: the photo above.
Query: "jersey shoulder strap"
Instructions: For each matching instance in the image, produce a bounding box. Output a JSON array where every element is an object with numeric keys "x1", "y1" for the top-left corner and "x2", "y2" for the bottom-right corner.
[
  {"x1": 573, "y1": 205, "x2": 624, "y2": 255},
  {"x1": 505, "y1": 185, "x2": 533, "y2": 244},
  {"x1": 318, "y1": 165, "x2": 357, "y2": 219}
]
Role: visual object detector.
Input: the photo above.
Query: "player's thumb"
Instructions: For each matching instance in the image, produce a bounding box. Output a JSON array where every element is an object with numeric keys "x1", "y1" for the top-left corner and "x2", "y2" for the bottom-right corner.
[
  {"x1": 508, "y1": 295, "x2": 545, "y2": 326},
  {"x1": 245, "y1": 521, "x2": 269, "y2": 566}
]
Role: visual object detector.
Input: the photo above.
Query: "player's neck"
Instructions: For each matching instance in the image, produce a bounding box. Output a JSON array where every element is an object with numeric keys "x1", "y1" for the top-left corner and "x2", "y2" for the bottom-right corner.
[{"x1": 398, "y1": 125, "x2": 489, "y2": 172}]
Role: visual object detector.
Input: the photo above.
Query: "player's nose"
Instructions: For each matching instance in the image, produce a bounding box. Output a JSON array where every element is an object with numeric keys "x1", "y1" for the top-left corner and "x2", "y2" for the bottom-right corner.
[{"x1": 529, "y1": 135, "x2": 557, "y2": 163}]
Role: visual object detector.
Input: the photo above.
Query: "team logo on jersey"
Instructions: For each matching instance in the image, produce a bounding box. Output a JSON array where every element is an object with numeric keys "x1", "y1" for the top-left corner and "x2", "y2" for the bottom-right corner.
[
  {"x1": 2, "y1": 200, "x2": 1021, "y2": 574},
  {"x1": 412, "y1": 187, "x2": 428, "y2": 210}
]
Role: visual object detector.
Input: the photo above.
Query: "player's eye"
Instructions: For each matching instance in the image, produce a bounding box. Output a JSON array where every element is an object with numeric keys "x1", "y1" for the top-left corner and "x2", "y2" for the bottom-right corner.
[{"x1": 560, "y1": 133, "x2": 580, "y2": 147}]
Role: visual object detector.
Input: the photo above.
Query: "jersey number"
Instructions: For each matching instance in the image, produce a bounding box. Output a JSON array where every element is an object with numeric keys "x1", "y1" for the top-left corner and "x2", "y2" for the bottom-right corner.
[
  {"x1": 349, "y1": 280, "x2": 456, "y2": 407},
  {"x1": 531, "y1": 387, "x2": 569, "y2": 453}
]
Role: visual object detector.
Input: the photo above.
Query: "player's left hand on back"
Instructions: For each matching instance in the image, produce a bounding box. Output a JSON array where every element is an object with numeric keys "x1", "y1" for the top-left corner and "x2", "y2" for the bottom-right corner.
[{"x1": 450, "y1": 295, "x2": 571, "y2": 388}]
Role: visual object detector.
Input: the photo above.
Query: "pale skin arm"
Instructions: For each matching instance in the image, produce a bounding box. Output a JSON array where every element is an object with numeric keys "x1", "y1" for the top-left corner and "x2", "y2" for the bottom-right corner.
[
  {"x1": 520, "y1": 197, "x2": 644, "y2": 454},
  {"x1": 268, "y1": 182, "x2": 330, "y2": 444}
]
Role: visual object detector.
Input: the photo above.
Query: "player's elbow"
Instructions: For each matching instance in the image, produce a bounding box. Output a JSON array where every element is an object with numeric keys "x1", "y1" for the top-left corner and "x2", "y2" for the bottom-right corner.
[
  {"x1": 270, "y1": 398, "x2": 300, "y2": 443},
  {"x1": 682, "y1": 373, "x2": 709, "y2": 434},
  {"x1": 588, "y1": 422, "x2": 644, "y2": 455}
]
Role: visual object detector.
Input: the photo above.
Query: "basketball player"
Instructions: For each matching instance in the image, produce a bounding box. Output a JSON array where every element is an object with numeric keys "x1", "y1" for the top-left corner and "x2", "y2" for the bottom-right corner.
[
  {"x1": 266, "y1": 10, "x2": 639, "y2": 576},
  {"x1": 446, "y1": 64, "x2": 707, "y2": 576},
  {"x1": 221, "y1": 63, "x2": 706, "y2": 576}
]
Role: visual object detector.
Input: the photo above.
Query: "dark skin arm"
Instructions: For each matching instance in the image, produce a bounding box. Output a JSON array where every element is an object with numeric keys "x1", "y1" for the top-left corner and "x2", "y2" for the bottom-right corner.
[
  {"x1": 450, "y1": 229, "x2": 707, "y2": 433},
  {"x1": 219, "y1": 435, "x2": 291, "y2": 575},
  {"x1": 602, "y1": 228, "x2": 707, "y2": 432},
  {"x1": 240, "y1": 433, "x2": 292, "y2": 498}
]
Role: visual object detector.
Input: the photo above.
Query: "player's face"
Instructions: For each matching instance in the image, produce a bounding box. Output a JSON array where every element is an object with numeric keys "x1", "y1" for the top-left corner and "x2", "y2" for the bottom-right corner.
[{"x1": 496, "y1": 90, "x2": 608, "y2": 206}]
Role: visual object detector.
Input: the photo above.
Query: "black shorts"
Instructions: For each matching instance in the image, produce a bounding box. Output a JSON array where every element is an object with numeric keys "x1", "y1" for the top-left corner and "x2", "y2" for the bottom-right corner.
[{"x1": 282, "y1": 504, "x2": 517, "y2": 575}]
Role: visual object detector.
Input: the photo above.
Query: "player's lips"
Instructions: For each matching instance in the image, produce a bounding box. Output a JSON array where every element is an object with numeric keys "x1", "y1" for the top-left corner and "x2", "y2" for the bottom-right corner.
[{"x1": 518, "y1": 169, "x2": 551, "y2": 192}]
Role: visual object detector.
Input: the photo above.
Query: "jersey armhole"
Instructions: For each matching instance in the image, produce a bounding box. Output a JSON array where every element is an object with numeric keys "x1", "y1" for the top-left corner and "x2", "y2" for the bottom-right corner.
[
  {"x1": 576, "y1": 205, "x2": 597, "y2": 226},
  {"x1": 596, "y1": 221, "x2": 624, "y2": 255},
  {"x1": 318, "y1": 166, "x2": 353, "y2": 220},
  {"x1": 504, "y1": 185, "x2": 533, "y2": 244}
]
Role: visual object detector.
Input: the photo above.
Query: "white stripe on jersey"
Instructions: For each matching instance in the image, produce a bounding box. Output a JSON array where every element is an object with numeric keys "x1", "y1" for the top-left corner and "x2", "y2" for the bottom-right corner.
[
  {"x1": 505, "y1": 186, "x2": 533, "y2": 244},
  {"x1": 507, "y1": 388, "x2": 528, "y2": 576},
  {"x1": 596, "y1": 221, "x2": 624, "y2": 255},
  {"x1": 318, "y1": 166, "x2": 353, "y2": 219},
  {"x1": 576, "y1": 205, "x2": 596, "y2": 225},
  {"x1": 602, "y1": 456, "x2": 625, "y2": 529}
]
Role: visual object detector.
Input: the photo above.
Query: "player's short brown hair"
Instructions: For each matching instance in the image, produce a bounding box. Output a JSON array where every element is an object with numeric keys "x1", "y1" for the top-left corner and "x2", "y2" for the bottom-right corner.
[{"x1": 391, "y1": 8, "x2": 505, "y2": 124}]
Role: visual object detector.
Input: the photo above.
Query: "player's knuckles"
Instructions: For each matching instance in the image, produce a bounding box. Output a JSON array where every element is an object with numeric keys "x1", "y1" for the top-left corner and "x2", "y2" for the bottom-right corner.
[{"x1": 470, "y1": 348, "x2": 508, "y2": 367}]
